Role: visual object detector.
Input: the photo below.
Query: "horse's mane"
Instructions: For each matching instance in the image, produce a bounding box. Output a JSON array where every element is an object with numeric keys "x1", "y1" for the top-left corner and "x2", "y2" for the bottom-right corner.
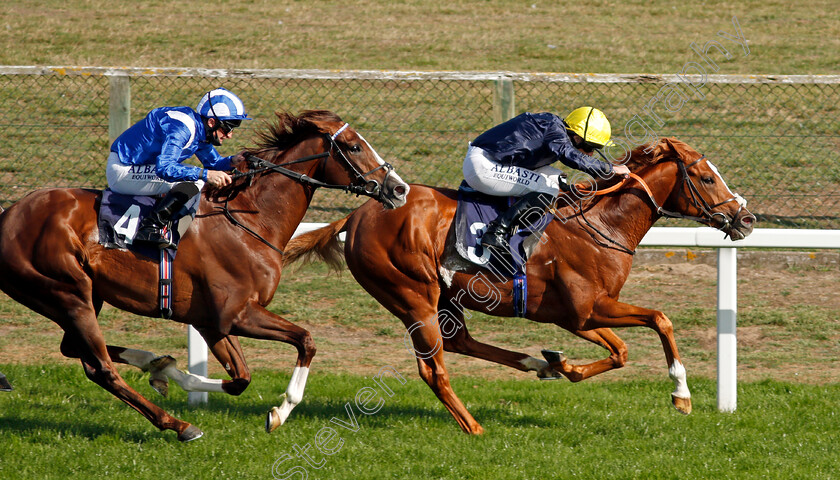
[
  {"x1": 208, "y1": 110, "x2": 344, "y2": 202},
  {"x1": 582, "y1": 137, "x2": 689, "y2": 191},
  {"x1": 250, "y1": 110, "x2": 344, "y2": 153},
  {"x1": 622, "y1": 137, "x2": 689, "y2": 172}
]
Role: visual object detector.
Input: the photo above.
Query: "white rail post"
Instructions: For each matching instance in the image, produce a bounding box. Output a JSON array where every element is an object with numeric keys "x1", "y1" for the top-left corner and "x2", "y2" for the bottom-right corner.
[
  {"x1": 716, "y1": 247, "x2": 738, "y2": 412},
  {"x1": 188, "y1": 325, "x2": 209, "y2": 405}
]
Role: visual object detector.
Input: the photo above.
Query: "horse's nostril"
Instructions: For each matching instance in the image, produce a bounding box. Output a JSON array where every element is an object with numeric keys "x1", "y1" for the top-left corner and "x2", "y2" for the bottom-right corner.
[
  {"x1": 741, "y1": 215, "x2": 755, "y2": 226},
  {"x1": 394, "y1": 185, "x2": 408, "y2": 197}
]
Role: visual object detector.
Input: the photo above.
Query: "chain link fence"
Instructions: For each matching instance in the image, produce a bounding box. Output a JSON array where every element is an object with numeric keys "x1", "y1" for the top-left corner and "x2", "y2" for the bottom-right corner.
[{"x1": 1, "y1": 67, "x2": 838, "y2": 228}]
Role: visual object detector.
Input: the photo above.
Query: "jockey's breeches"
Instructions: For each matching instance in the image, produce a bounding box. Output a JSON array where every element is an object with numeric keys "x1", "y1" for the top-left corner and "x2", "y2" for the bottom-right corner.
[
  {"x1": 463, "y1": 145, "x2": 565, "y2": 197},
  {"x1": 106, "y1": 152, "x2": 205, "y2": 196}
]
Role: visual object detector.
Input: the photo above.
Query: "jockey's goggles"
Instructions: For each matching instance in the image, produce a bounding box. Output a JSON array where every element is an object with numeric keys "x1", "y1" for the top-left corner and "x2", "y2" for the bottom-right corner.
[
  {"x1": 217, "y1": 119, "x2": 242, "y2": 134},
  {"x1": 206, "y1": 92, "x2": 242, "y2": 134},
  {"x1": 572, "y1": 135, "x2": 602, "y2": 154}
]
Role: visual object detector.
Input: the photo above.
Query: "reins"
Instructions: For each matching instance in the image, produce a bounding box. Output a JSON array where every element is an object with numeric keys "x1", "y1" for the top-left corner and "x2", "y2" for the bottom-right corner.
[
  {"x1": 570, "y1": 173, "x2": 658, "y2": 255},
  {"x1": 230, "y1": 152, "x2": 330, "y2": 181},
  {"x1": 565, "y1": 155, "x2": 744, "y2": 254},
  {"x1": 215, "y1": 123, "x2": 396, "y2": 255},
  {"x1": 215, "y1": 152, "x2": 333, "y2": 256},
  {"x1": 217, "y1": 201, "x2": 286, "y2": 255}
]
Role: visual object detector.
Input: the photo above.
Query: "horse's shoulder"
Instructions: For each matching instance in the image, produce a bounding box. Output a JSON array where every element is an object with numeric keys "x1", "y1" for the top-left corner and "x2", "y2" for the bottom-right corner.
[
  {"x1": 425, "y1": 185, "x2": 459, "y2": 216},
  {"x1": 406, "y1": 184, "x2": 456, "y2": 198}
]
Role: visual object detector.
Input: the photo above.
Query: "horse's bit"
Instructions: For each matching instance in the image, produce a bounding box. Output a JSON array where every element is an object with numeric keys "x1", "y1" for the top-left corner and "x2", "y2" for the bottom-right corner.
[
  {"x1": 574, "y1": 155, "x2": 747, "y2": 254},
  {"x1": 220, "y1": 123, "x2": 396, "y2": 254},
  {"x1": 639, "y1": 155, "x2": 747, "y2": 233}
]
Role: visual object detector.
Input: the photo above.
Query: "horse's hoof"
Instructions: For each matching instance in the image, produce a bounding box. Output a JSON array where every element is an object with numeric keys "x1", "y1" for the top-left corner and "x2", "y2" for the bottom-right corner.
[
  {"x1": 150, "y1": 378, "x2": 169, "y2": 397},
  {"x1": 266, "y1": 407, "x2": 283, "y2": 433},
  {"x1": 0, "y1": 375, "x2": 12, "y2": 392},
  {"x1": 671, "y1": 394, "x2": 692, "y2": 415},
  {"x1": 178, "y1": 425, "x2": 204, "y2": 442},
  {"x1": 148, "y1": 355, "x2": 175, "y2": 396},
  {"x1": 537, "y1": 366, "x2": 562, "y2": 380},
  {"x1": 467, "y1": 424, "x2": 485, "y2": 435},
  {"x1": 540, "y1": 349, "x2": 566, "y2": 365},
  {"x1": 149, "y1": 355, "x2": 176, "y2": 371}
]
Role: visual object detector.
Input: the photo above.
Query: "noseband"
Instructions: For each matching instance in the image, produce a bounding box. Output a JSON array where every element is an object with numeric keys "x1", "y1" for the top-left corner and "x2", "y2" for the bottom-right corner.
[
  {"x1": 221, "y1": 123, "x2": 398, "y2": 254},
  {"x1": 324, "y1": 123, "x2": 397, "y2": 201},
  {"x1": 655, "y1": 156, "x2": 747, "y2": 233}
]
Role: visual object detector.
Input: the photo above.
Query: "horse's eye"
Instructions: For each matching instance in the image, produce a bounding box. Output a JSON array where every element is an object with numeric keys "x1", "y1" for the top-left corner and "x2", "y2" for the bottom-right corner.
[
  {"x1": 702, "y1": 176, "x2": 715, "y2": 185},
  {"x1": 348, "y1": 144, "x2": 362, "y2": 154}
]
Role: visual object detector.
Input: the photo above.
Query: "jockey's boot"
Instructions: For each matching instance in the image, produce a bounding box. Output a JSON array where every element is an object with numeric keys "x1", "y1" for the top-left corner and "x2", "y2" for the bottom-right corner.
[
  {"x1": 481, "y1": 191, "x2": 554, "y2": 251},
  {"x1": 133, "y1": 183, "x2": 198, "y2": 249}
]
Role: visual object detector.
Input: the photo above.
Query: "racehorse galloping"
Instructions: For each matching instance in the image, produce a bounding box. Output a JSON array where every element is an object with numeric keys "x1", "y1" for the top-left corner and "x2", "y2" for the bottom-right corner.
[
  {"x1": 285, "y1": 137, "x2": 755, "y2": 434},
  {"x1": 0, "y1": 110, "x2": 409, "y2": 441}
]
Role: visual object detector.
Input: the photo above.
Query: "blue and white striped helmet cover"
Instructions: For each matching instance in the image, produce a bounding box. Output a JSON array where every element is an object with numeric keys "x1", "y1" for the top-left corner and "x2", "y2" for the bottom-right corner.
[{"x1": 196, "y1": 88, "x2": 251, "y2": 121}]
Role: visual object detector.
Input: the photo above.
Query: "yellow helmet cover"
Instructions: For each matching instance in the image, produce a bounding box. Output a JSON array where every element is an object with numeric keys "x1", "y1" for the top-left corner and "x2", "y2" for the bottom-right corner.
[{"x1": 564, "y1": 107, "x2": 612, "y2": 148}]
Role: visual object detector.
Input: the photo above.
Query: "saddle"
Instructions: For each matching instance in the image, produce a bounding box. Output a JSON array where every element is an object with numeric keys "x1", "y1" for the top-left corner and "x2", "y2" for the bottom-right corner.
[
  {"x1": 453, "y1": 181, "x2": 553, "y2": 274},
  {"x1": 97, "y1": 189, "x2": 199, "y2": 258},
  {"x1": 453, "y1": 181, "x2": 553, "y2": 317},
  {"x1": 97, "y1": 189, "x2": 200, "y2": 319}
]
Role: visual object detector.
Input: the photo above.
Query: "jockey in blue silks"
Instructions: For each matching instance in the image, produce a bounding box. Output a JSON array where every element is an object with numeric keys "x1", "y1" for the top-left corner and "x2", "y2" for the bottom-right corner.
[{"x1": 106, "y1": 88, "x2": 251, "y2": 249}]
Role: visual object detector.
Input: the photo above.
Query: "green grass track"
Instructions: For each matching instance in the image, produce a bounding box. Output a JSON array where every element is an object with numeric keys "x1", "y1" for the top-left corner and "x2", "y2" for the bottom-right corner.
[{"x1": 1, "y1": 364, "x2": 837, "y2": 480}]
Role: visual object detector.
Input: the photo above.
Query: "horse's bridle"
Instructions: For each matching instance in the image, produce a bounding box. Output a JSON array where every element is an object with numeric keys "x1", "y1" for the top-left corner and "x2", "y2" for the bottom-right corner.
[
  {"x1": 641, "y1": 155, "x2": 747, "y2": 233},
  {"x1": 574, "y1": 155, "x2": 747, "y2": 254},
  {"x1": 235, "y1": 122, "x2": 396, "y2": 201},
  {"x1": 322, "y1": 123, "x2": 397, "y2": 201},
  {"x1": 220, "y1": 122, "x2": 397, "y2": 254}
]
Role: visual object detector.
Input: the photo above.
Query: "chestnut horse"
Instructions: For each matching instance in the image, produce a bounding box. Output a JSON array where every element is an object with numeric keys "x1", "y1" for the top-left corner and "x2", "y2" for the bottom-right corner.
[
  {"x1": 0, "y1": 110, "x2": 409, "y2": 441},
  {"x1": 285, "y1": 137, "x2": 755, "y2": 434}
]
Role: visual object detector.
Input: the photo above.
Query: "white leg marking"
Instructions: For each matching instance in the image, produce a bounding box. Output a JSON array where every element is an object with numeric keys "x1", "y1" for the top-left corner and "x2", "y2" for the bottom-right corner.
[
  {"x1": 669, "y1": 361, "x2": 691, "y2": 398},
  {"x1": 161, "y1": 364, "x2": 226, "y2": 393},
  {"x1": 273, "y1": 366, "x2": 310, "y2": 426},
  {"x1": 521, "y1": 356, "x2": 563, "y2": 380},
  {"x1": 285, "y1": 365, "x2": 310, "y2": 405},
  {"x1": 116, "y1": 348, "x2": 158, "y2": 370},
  {"x1": 520, "y1": 357, "x2": 549, "y2": 372}
]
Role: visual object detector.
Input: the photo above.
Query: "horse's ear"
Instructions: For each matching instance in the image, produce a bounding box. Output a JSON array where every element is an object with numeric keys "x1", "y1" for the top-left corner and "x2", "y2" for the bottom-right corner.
[
  {"x1": 663, "y1": 137, "x2": 694, "y2": 160},
  {"x1": 653, "y1": 137, "x2": 682, "y2": 162},
  {"x1": 229, "y1": 152, "x2": 249, "y2": 171}
]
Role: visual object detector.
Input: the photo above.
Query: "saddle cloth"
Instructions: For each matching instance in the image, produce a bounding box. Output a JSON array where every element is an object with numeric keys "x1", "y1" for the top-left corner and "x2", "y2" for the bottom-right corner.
[
  {"x1": 453, "y1": 182, "x2": 554, "y2": 317},
  {"x1": 453, "y1": 181, "x2": 553, "y2": 277},
  {"x1": 97, "y1": 189, "x2": 199, "y2": 260}
]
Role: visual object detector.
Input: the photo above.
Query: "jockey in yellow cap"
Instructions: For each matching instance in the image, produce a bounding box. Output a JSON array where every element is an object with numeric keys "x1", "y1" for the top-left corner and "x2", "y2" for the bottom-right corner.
[{"x1": 463, "y1": 107, "x2": 630, "y2": 251}]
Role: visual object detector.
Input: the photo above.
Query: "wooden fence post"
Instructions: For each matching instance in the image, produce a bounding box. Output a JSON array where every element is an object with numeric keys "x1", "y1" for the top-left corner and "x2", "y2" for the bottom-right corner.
[
  {"x1": 109, "y1": 74, "x2": 131, "y2": 144},
  {"x1": 493, "y1": 77, "x2": 515, "y2": 124}
]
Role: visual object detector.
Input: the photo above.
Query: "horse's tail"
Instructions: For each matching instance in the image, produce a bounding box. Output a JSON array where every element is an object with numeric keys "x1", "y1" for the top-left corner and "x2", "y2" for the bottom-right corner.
[{"x1": 284, "y1": 215, "x2": 349, "y2": 273}]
